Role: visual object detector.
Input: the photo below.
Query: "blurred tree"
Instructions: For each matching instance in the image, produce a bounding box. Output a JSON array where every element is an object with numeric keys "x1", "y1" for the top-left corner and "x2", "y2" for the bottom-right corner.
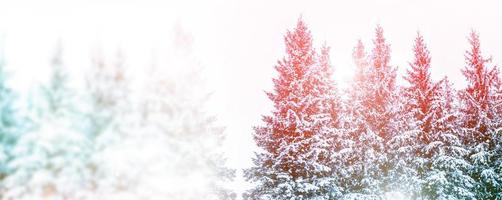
[
  {"x1": 91, "y1": 26, "x2": 235, "y2": 200},
  {"x1": 83, "y1": 47, "x2": 132, "y2": 198},
  {"x1": 4, "y1": 42, "x2": 93, "y2": 199},
  {"x1": 0, "y1": 47, "x2": 23, "y2": 197}
]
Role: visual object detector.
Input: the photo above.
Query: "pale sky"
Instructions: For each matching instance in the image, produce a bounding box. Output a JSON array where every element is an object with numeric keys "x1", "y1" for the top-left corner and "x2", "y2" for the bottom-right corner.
[{"x1": 1, "y1": 0, "x2": 502, "y2": 194}]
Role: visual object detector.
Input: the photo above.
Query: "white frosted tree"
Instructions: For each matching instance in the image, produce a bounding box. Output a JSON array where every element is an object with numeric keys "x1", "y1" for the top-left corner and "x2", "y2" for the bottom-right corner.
[
  {"x1": 84, "y1": 48, "x2": 129, "y2": 141},
  {"x1": 81, "y1": 48, "x2": 132, "y2": 198},
  {"x1": 4, "y1": 43, "x2": 93, "y2": 199},
  {"x1": 91, "y1": 26, "x2": 235, "y2": 200},
  {"x1": 0, "y1": 52, "x2": 24, "y2": 197}
]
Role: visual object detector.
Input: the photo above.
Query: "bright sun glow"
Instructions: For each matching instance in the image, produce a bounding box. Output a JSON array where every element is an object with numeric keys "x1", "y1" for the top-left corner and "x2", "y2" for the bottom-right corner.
[{"x1": 385, "y1": 191, "x2": 411, "y2": 200}]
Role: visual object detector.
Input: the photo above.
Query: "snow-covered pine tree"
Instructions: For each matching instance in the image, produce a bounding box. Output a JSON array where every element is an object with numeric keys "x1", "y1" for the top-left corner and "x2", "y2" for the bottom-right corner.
[
  {"x1": 341, "y1": 26, "x2": 398, "y2": 199},
  {"x1": 0, "y1": 50, "x2": 23, "y2": 196},
  {"x1": 423, "y1": 78, "x2": 476, "y2": 199},
  {"x1": 459, "y1": 31, "x2": 501, "y2": 199},
  {"x1": 336, "y1": 40, "x2": 369, "y2": 198},
  {"x1": 344, "y1": 40, "x2": 369, "y2": 129},
  {"x1": 319, "y1": 43, "x2": 347, "y2": 199},
  {"x1": 91, "y1": 25, "x2": 235, "y2": 200},
  {"x1": 318, "y1": 45, "x2": 342, "y2": 131},
  {"x1": 387, "y1": 33, "x2": 435, "y2": 198},
  {"x1": 353, "y1": 39, "x2": 369, "y2": 85},
  {"x1": 367, "y1": 25, "x2": 399, "y2": 144},
  {"x1": 85, "y1": 48, "x2": 129, "y2": 140},
  {"x1": 244, "y1": 18, "x2": 342, "y2": 199},
  {"x1": 4, "y1": 42, "x2": 93, "y2": 199},
  {"x1": 403, "y1": 32, "x2": 436, "y2": 143},
  {"x1": 83, "y1": 48, "x2": 132, "y2": 198}
]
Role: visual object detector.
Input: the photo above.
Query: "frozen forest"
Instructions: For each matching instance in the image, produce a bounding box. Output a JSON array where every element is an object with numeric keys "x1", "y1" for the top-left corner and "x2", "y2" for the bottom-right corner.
[
  {"x1": 244, "y1": 19, "x2": 501, "y2": 200},
  {"x1": 0, "y1": 26, "x2": 235, "y2": 199},
  {"x1": 0, "y1": 6, "x2": 501, "y2": 200}
]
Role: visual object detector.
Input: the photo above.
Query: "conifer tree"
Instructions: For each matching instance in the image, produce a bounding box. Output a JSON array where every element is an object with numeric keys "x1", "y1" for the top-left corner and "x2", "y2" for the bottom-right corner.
[
  {"x1": 83, "y1": 48, "x2": 132, "y2": 198},
  {"x1": 91, "y1": 26, "x2": 235, "y2": 200},
  {"x1": 403, "y1": 33, "x2": 436, "y2": 139},
  {"x1": 85, "y1": 48, "x2": 129, "y2": 140},
  {"x1": 336, "y1": 40, "x2": 370, "y2": 198},
  {"x1": 459, "y1": 31, "x2": 501, "y2": 199},
  {"x1": 244, "y1": 18, "x2": 342, "y2": 199},
  {"x1": 366, "y1": 25, "x2": 398, "y2": 143},
  {"x1": 353, "y1": 39, "x2": 369, "y2": 85},
  {"x1": 387, "y1": 33, "x2": 435, "y2": 197},
  {"x1": 393, "y1": 32, "x2": 475, "y2": 199},
  {"x1": 342, "y1": 26, "x2": 398, "y2": 199},
  {"x1": 422, "y1": 78, "x2": 476, "y2": 199},
  {"x1": 0, "y1": 51, "x2": 22, "y2": 195},
  {"x1": 4, "y1": 43, "x2": 92, "y2": 199}
]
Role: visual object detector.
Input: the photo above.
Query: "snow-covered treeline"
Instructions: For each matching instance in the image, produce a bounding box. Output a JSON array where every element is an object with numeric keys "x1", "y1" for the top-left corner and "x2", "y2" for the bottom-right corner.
[
  {"x1": 245, "y1": 18, "x2": 501, "y2": 200},
  {"x1": 0, "y1": 28, "x2": 235, "y2": 200}
]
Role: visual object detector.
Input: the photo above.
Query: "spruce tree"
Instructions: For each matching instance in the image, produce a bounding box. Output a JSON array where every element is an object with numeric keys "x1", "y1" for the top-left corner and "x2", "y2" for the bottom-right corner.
[
  {"x1": 337, "y1": 40, "x2": 371, "y2": 198},
  {"x1": 459, "y1": 31, "x2": 501, "y2": 199},
  {"x1": 402, "y1": 33, "x2": 436, "y2": 140},
  {"x1": 353, "y1": 39, "x2": 369, "y2": 85},
  {"x1": 366, "y1": 25, "x2": 398, "y2": 143},
  {"x1": 342, "y1": 26, "x2": 398, "y2": 199},
  {"x1": 85, "y1": 48, "x2": 129, "y2": 140},
  {"x1": 388, "y1": 32, "x2": 471, "y2": 198},
  {"x1": 421, "y1": 78, "x2": 476, "y2": 199},
  {"x1": 388, "y1": 32, "x2": 435, "y2": 198},
  {"x1": 84, "y1": 48, "x2": 132, "y2": 198},
  {"x1": 91, "y1": 27, "x2": 235, "y2": 199},
  {"x1": 0, "y1": 51, "x2": 22, "y2": 196},
  {"x1": 244, "y1": 18, "x2": 341, "y2": 199},
  {"x1": 4, "y1": 43, "x2": 93, "y2": 199}
]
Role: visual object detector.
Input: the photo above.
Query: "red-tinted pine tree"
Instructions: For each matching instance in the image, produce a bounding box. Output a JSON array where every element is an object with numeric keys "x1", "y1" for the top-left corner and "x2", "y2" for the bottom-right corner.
[
  {"x1": 422, "y1": 78, "x2": 476, "y2": 199},
  {"x1": 353, "y1": 39, "x2": 369, "y2": 85},
  {"x1": 393, "y1": 33, "x2": 474, "y2": 198},
  {"x1": 336, "y1": 40, "x2": 369, "y2": 197},
  {"x1": 319, "y1": 44, "x2": 350, "y2": 199},
  {"x1": 403, "y1": 33, "x2": 436, "y2": 140},
  {"x1": 388, "y1": 33, "x2": 435, "y2": 198},
  {"x1": 366, "y1": 25, "x2": 398, "y2": 142},
  {"x1": 341, "y1": 26, "x2": 398, "y2": 198},
  {"x1": 244, "y1": 18, "x2": 342, "y2": 199},
  {"x1": 459, "y1": 31, "x2": 501, "y2": 199},
  {"x1": 318, "y1": 45, "x2": 341, "y2": 127}
]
